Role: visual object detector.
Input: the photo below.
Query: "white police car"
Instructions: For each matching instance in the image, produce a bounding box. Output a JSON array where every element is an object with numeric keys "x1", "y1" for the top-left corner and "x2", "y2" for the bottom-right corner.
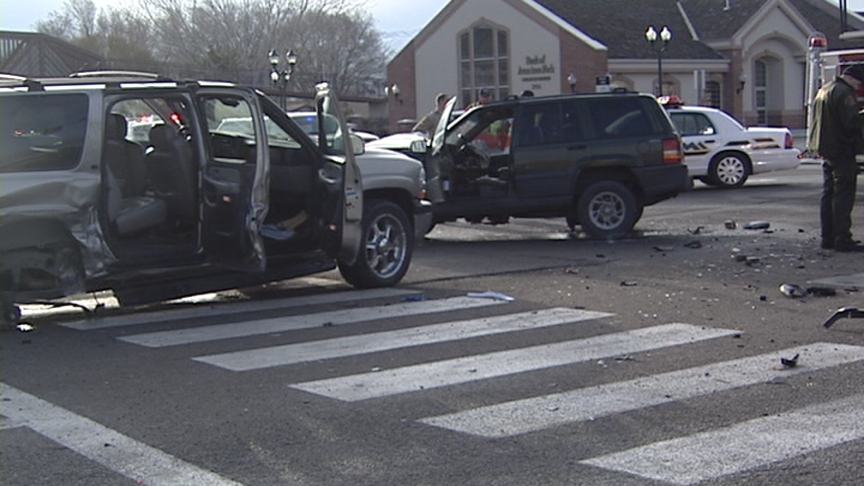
[{"x1": 662, "y1": 96, "x2": 800, "y2": 187}]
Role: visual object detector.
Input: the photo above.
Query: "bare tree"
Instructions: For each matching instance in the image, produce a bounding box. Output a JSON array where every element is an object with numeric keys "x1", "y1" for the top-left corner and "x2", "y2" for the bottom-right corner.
[{"x1": 33, "y1": 0, "x2": 389, "y2": 95}]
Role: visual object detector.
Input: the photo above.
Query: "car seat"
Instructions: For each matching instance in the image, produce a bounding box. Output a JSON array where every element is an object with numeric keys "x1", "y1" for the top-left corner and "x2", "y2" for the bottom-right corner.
[
  {"x1": 104, "y1": 114, "x2": 149, "y2": 197},
  {"x1": 105, "y1": 164, "x2": 167, "y2": 236},
  {"x1": 146, "y1": 124, "x2": 198, "y2": 220}
]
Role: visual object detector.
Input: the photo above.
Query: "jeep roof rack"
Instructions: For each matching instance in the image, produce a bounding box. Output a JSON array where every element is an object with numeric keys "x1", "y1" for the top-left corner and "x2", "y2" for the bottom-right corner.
[
  {"x1": 0, "y1": 73, "x2": 44, "y2": 91},
  {"x1": 69, "y1": 70, "x2": 159, "y2": 79},
  {"x1": 69, "y1": 70, "x2": 170, "y2": 81}
]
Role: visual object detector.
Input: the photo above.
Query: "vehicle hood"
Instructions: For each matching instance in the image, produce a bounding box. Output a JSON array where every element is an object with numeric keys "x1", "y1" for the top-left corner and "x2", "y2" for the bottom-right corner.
[
  {"x1": 355, "y1": 146, "x2": 424, "y2": 195},
  {"x1": 357, "y1": 146, "x2": 423, "y2": 173},
  {"x1": 367, "y1": 132, "x2": 424, "y2": 151}
]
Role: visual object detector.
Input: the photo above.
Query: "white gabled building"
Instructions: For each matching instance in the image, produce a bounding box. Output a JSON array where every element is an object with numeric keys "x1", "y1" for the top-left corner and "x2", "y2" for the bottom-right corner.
[{"x1": 386, "y1": 0, "x2": 864, "y2": 132}]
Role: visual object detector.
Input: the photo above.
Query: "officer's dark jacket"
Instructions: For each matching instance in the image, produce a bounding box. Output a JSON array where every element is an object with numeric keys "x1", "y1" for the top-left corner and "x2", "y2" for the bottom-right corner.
[{"x1": 808, "y1": 76, "x2": 864, "y2": 161}]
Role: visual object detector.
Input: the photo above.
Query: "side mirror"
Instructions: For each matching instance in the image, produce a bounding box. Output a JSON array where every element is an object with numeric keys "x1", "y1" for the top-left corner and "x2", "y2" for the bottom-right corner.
[
  {"x1": 410, "y1": 139, "x2": 428, "y2": 154},
  {"x1": 351, "y1": 134, "x2": 365, "y2": 156}
]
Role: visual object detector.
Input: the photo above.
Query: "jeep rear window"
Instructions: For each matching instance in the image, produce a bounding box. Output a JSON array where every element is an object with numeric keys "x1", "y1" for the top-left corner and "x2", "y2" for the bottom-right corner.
[
  {"x1": 584, "y1": 97, "x2": 664, "y2": 139},
  {"x1": 0, "y1": 93, "x2": 88, "y2": 172}
]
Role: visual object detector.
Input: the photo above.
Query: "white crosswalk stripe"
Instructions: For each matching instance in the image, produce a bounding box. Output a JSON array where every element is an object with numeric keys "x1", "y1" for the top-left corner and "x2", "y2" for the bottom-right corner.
[
  {"x1": 581, "y1": 392, "x2": 864, "y2": 485},
  {"x1": 289, "y1": 323, "x2": 739, "y2": 401},
  {"x1": 193, "y1": 308, "x2": 613, "y2": 371},
  {"x1": 61, "y1": 293, "x2": 864, "y2": 482},
  {"x1": 61, "y1": 287, "x2": 422, "y2": 330},
  {"x1": 117, "y1": 295, "x2": 505, "y2": 348},
  {"x1": 419, "y1": 342, "x2": 864, "y2": 438}
]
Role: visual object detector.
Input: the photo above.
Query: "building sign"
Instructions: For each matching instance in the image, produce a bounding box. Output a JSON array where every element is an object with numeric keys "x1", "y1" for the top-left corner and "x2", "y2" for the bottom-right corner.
[
  {"x1": 595, "y1": 75, "x2": 611, "y2": 93},
  {"x1": 518, "y1": 54, "x2": 556, "y2": 92}
]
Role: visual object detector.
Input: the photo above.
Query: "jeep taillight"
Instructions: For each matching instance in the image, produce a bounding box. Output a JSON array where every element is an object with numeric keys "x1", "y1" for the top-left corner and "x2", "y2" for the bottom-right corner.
[
  {"x1": 663, "y1": 138, "x2": 683, "y2": 164},
  {"x1": 785, "y1": 132, "x2": 793, "y2": 149}
]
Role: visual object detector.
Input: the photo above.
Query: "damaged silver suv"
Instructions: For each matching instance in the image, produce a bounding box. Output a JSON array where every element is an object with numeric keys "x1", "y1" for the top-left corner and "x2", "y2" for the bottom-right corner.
[{"x1": 0, "y1": 72, "x2": 429, "y2": 325}]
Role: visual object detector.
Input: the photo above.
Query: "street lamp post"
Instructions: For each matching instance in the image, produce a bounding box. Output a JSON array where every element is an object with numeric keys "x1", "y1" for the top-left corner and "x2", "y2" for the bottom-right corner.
[
  {"x1": 567, "y1": 72, "x2": 577, "y2": 93},
  {"x1": 268, "y1": 49, "x2": 297, "y2": 111},
  {"x1": 645, "y1": 26, "x2": 672, "y2": 96}
]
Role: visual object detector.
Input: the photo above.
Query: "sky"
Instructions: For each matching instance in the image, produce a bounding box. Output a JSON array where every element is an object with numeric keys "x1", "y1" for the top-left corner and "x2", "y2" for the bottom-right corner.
[{"x1": 0, "y1": 0, "x2": 449, "y2": 52}]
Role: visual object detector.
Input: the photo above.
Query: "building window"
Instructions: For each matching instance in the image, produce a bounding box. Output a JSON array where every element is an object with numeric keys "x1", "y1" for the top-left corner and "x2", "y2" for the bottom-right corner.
[
  {"x1": 755, "y1": 60, "x2": 767, "y2": 125},
  {"x1": 459, "y1": 23, "x2": 510, "y2": 106},
  {"x1": 704, "y1": 81, "x2": 721, "y2": 108}
]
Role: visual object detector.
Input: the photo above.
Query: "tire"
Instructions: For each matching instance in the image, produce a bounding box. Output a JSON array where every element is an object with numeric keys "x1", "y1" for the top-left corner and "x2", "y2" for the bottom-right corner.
[
  {"x1": 338, "y1": 200, "x2": 413, "y2": 288},
  {"x1": 576, "y1": 180, "x2": 641, "y2": 240},
  {"x1": 708, "y1": 152, "x2": 749, "y2": 188}
]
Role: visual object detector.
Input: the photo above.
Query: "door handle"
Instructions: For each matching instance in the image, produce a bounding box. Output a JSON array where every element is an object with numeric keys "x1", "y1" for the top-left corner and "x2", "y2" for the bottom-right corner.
[{"x1": 704, "y1": 140, "x2": 716, "y2": 143}]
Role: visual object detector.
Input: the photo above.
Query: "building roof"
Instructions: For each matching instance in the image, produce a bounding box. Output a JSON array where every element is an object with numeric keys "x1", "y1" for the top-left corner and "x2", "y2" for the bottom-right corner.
[
  {"x1": 534, "y1": 0, "x2": 724, "y2": 60},
  {"x1": 534, "y1": 0, "x2": 864, "y2": 58},
  {"x1": 0, "y1": 31, "x2": 103, "y2": 77}
]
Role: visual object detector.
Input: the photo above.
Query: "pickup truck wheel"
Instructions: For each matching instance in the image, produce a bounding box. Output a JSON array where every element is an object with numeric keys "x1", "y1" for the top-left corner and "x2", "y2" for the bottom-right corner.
[
  {"x1": 338, "y1": 200, "x2": 413, "y2": 288},
  {"x1": 708, "y1": 152, "x2": 749, "y2": 188},
  {"x1": 577, "y1": 180, "x2": 640, "y2": 240}
]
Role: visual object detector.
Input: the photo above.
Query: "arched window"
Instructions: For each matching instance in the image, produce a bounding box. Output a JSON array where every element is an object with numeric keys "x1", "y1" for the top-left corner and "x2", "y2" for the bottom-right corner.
[{"x1": 459, "y1": 23, "x2": 510, "y2": 105}]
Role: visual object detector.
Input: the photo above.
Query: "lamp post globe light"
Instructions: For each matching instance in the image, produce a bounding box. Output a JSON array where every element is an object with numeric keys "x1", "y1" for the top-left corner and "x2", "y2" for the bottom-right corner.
[
  {"x1": 268, "y1": 49, "x2": 297, "y2": 111},
  {"x1": 645, "y1": 25, "x2": 672, "y2": 96}
]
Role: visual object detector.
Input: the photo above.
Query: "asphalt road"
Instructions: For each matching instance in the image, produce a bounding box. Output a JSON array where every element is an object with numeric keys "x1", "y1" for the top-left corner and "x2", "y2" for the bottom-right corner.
[{"x1": 3, "y1": 164, "x2": 864, "y2": 486}]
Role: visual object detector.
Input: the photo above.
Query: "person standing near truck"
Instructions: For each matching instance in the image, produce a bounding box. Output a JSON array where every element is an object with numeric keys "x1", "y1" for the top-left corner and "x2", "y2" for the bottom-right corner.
[{"x1": 808, "y1": 64, "x2": 864, "y2": 252}]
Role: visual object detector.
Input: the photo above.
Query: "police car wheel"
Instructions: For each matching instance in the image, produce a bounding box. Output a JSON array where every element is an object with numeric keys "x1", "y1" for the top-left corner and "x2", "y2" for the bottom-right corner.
[{"x1": 708, "y1": 152, "x2": 750, "y2": 188}]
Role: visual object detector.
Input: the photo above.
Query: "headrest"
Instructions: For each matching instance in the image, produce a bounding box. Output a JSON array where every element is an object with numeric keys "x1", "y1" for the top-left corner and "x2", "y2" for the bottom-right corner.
[
  {"x1": 149, "y1": 124, "x2": 177, "y2": 148},
  {"x1": 107, "y1": 114, "x2": 127, "y2": 140}
]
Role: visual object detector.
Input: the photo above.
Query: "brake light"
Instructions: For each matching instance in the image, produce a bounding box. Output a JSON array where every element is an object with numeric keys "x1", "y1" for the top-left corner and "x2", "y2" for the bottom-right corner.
[
  {"x1": 785, "y1": 132, "x2": 793, "y2": 149},
  {"x1": 662, "y1": 138, "x2": 683, "y2": 164}
]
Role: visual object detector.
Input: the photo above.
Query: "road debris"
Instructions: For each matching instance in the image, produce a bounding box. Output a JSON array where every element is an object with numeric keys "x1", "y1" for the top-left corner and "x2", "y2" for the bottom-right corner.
[
  {"x1": 724, "y1": 220, "x2": 737, "y2": 229},
  {"x1": 806, "y1": 286, "x2": 836, "y2": 296},
  {"x1": 822, "y1": 306, "x2": 864, "y2": 328},
  {"x1": 780, "y1": 353, "x2": 800, "y2": 368},
  {"x1": 467, "y1": 291, "x2": 515, "y2": 302},
  {"x1": 744, "y1": 221, "x2": 771, "y2": 230},
  {"x1": 16, "y1": 323, "x2": 35, "y2": 332},
  {"x1": 779, "y1": 283, "x2": 808, "y2": 298}
]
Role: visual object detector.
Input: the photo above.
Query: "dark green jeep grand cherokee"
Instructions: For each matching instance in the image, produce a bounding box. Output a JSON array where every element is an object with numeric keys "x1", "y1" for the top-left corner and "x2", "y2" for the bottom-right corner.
[{"x1": 423, "y1": 91, "x2": 689, "y2": 239}]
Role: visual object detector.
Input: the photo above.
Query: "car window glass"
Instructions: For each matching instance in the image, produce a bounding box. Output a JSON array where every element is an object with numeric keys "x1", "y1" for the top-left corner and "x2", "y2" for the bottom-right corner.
[
  {"x1": 585, "y1": 97, "x2": 659, "y2": 139},
  {"x1": 318, "y1": 96, "x2": 347, "y2": 156},
  {"x1": 0, "y1": 93, "x2": 88, "y2": 172},
  {"x1": 200, "y1": 96, "x2": 258, "y2": 165},
  {"x1": 516, "y1": 101, "x2": 585, "y2": 147},
  {"x1": 671, "y1": 113, "x2": 715, "y2": 136}
]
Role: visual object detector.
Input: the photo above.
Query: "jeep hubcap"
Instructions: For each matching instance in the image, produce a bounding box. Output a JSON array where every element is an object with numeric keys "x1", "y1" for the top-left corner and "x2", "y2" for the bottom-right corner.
[
  {"x1": 589, "y1": 191, "x2": 625, "y2": 230},
  {"x1": 365, "y1": 214, "x2": 407, "y2": 279}
]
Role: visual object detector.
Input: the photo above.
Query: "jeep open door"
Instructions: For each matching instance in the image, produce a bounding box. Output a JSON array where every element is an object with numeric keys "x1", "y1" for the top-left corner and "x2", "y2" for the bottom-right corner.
[{"x1": 198, "y1": 88, "x2": 269, "y2": 272}]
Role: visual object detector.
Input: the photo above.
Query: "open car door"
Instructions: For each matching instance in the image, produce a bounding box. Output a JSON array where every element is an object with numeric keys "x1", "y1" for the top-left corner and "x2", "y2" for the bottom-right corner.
[
  {"x1": 197, "y1": 88, "x2": 269, "y2": 272},
  {"x1": 314, "y1": 83, "x2": 363, "y2": 264},
  {"x1": 426, "y1": 96, "x2": 457, "y2": 203}
]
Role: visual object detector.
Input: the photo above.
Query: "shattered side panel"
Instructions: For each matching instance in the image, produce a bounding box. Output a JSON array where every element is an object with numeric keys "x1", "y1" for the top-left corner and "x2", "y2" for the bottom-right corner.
[{"x1": 0, "y1": 170, "x2": 117, "y2": 279}]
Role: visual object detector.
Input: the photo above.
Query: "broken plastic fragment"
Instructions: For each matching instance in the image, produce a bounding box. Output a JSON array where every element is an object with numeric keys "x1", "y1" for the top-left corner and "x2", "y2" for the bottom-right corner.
[
  {"x1": 467, "y1": 291, "x2": 514, "y2": 301},
  {"x1": 744, "y1": 221, "x2": 770, "y2": 230},
  {"x1": 16, "y1": 323, "x2": 35, "y2": 332},
  {"x1": 779, "y1": 283, "x2": 807, "y2": 298}
]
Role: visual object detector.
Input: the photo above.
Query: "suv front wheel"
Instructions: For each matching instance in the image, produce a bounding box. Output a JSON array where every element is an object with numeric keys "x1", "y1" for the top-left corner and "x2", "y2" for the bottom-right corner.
[
  {"x1": 338, "y1": 199, "x2": 413, "y2": 288},
  {"x1": 576, "y1": 180, "x2": 640, "y2": 240}
]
